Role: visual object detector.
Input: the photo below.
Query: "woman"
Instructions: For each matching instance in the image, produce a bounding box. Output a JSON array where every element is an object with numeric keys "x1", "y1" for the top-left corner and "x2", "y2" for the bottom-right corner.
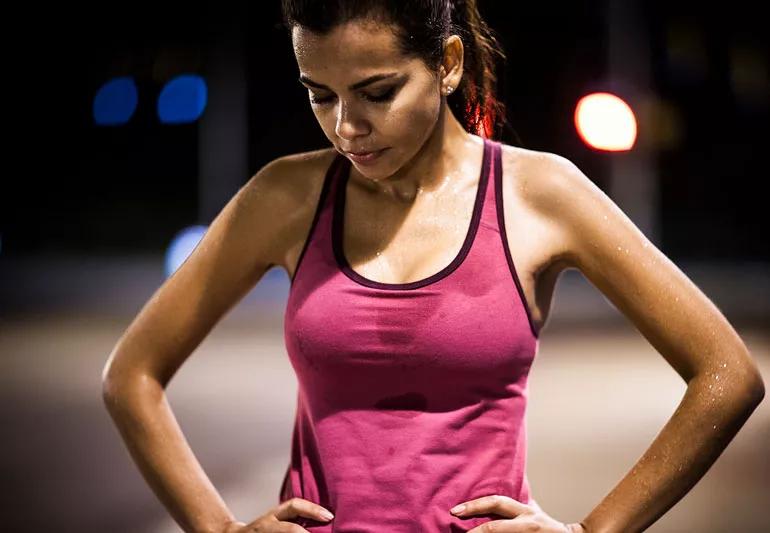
[{"x1": 102, "y1": 1, "x2": 765, "y2": 532}]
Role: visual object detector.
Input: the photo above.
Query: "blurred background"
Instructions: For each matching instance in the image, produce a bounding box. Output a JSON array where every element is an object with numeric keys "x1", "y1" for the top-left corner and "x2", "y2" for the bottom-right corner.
[{"x1": 1, "y1": 1, "x2": 768, "y2": 532}]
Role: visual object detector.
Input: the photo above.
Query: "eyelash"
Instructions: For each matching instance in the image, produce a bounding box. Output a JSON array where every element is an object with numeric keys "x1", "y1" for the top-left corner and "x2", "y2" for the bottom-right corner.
[{"x1": 309, "y1": 87, "x2": 397, "y2": 105}]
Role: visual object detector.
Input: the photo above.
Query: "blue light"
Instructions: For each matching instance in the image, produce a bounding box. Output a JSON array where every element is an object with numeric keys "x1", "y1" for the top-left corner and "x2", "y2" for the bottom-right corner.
[
  {"x1": 165, "y1": 225, "x2": 208, "y2": 277},
  {"x1": 93, "y1": 76, "x2": 138, "y2": 126},
  {"x1": 157, "y1": 74, "x2": 208, "y2": 124}
]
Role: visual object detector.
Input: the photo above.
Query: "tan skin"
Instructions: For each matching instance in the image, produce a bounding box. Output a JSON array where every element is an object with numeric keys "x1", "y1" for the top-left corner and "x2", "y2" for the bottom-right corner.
[{"x1": 101, "y1": 16, "x2": 765, "y2": 533}]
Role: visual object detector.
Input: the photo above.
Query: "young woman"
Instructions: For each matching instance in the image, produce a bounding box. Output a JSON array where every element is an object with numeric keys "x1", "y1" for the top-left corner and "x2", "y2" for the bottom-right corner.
[{"x1": 102, "y1": 1, "x2": 765, "y2": 532}]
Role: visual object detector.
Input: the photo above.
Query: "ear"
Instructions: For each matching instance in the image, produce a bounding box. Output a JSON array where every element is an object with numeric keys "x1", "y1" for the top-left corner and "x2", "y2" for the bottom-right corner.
[{"x1": 439, "y1": 34, "x2": 464, "y2": 90}]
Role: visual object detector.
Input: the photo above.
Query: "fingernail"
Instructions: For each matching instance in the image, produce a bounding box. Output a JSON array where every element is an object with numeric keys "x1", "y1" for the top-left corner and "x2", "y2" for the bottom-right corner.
[
  {"x1": 450, "y1": 504, "x2": 466, "y2": 514},
  {"x1": 320, "y1": 510, "x2": 334, "y2": 520}
]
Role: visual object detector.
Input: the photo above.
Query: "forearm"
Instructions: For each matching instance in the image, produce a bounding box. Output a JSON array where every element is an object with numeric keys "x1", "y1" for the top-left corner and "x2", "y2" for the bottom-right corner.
[
  {"x1": 579, "y1": 368, "x2": 764, "y2": 533},
  {"x1": 102, "y1": 375, "x2": 237, "y2": 533}
]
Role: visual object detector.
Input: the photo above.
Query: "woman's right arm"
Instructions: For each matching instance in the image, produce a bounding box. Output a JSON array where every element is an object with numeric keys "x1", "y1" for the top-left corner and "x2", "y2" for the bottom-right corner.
[{"x1": 101, "y1": 155, "x2": 304, "y2": 533}]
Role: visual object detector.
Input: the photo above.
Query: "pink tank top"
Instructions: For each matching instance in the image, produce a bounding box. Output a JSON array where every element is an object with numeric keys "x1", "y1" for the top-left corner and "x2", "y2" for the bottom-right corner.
[{"x1": 279, "y1": 138, "x2": 540, "y2": 532}]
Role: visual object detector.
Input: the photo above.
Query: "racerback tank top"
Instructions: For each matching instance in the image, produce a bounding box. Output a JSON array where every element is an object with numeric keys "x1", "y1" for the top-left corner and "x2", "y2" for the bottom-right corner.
[{"x1": 279, "y1": 138, "x2": 541, "y2": 532}]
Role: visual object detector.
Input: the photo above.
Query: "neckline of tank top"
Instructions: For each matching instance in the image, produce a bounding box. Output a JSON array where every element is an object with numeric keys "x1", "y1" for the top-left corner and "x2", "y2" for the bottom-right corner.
[{"x1": 331, "y1": 137, "x2": 496, "y2": 291}]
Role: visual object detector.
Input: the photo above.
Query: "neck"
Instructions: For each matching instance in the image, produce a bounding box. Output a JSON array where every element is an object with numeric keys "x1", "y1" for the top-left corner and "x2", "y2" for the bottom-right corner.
[{"x1": 351, "y1": 101, "x2": 481, "y2": 203}]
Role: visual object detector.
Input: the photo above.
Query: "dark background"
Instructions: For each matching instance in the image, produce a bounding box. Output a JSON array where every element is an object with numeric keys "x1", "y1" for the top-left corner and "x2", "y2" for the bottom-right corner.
[
  {"x1": 1, "y1": 2, "x2": 768, "y2": 532},
  {"x1": 4, "y1": 1, "x2": 767, "y2": 259}
]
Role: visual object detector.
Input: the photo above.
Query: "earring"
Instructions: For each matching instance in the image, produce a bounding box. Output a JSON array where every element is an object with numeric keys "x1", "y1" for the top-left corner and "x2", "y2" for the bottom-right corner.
[{"x1": 445, "y1": 86, "x2": 454, "y2": 95}]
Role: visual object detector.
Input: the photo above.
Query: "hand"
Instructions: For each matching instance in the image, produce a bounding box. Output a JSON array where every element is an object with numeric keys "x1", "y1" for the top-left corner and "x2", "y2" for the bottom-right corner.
[
  {"x1": 450, "y1": 494, "x2": 585, "y2": 532},
  {"x1": 221, "y1": 497, "x2": 334, "y2": 532}
]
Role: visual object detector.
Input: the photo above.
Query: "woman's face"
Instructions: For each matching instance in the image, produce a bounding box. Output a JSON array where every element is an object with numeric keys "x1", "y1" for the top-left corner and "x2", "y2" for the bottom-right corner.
[{"x1": 292, "y1": 18, "x2": 444, "y2": 181}]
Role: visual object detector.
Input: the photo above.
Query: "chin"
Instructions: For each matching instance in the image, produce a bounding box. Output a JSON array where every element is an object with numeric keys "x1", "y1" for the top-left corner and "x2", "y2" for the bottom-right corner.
[
  {"x1": 356, "y1": 168, "x2": 388, "y2": 182},
  {"x1": 350, "y1": 156, "x2": 394, "y2": 182}
]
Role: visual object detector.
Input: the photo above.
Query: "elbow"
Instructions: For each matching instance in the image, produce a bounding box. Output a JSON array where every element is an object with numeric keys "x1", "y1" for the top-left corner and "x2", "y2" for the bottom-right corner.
[
  {"x1": 101, "y1": 374, "x2": 121, "y2": 407},
  {"x1": 730, "y1": 365, "x2": 765, "y2": 408},
  {"x1": 747, "y1": 371, "x2": 765, "y2": 406},
  {"x1": 101, "y1": 372, "x2": 164, "y2": 420},
  {"x1": 721, "y1": 349, "x2": 766, "y2": 406},
  {"x1": 100, "y1": 359, "x2": 161, "y2": 414},
  {"x1": 739, "y1": 351, "x2": 765, "y2": 405},
  {"x1": 101, "y1": 373, "x2": 129, "y2": 414},
  {"x1": 101, "y1": 353, "x2": 125, "y2": 409},
  {"x1": 101, "y1": 358, "x2": 116, "y2": 404}
]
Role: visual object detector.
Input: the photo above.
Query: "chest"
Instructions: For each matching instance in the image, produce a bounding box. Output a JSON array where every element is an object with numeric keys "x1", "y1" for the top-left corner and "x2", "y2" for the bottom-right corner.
[
  {"x1": 341, "y1": 184, "x2": 477, "y2": 285},
  {"x1": 285, "y1": 151, "x2": 563, "y2": 332}
]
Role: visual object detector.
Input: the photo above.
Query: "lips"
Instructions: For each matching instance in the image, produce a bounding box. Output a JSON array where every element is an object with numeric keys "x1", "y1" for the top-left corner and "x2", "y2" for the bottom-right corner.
[
  {"x1": 344, "y1": 147, "x2": 389, "y2": 165},
  {"x1": 346, "y1": 148, "x2": 382, "y2": 156}
]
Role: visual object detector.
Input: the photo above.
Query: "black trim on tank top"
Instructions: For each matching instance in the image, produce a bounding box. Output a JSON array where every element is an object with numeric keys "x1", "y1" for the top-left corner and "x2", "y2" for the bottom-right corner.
[
  {"x1": 494, "y1": 143, "x2": 540, "y2": 339},
  {"x1": 332, "y1": 137, "x2": 492, "y2": 290},
  {"x1": 290, "y1": 151, "x2": 341, "y2": 286}
]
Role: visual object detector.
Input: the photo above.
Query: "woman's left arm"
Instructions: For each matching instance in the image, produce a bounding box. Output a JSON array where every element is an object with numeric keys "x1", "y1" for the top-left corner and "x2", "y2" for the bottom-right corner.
[{"x1": 534, "y1": 152, "x2": 765, "y2": 533}]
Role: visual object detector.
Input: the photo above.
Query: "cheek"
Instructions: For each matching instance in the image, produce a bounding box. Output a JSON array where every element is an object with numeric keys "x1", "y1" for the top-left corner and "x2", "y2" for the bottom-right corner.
[
  {"x1": 312, "y1": 108, "x2": 339, "y2": 140},
  {"x1": 382, "y1": 91, "x2": 441, "y2": 139}
]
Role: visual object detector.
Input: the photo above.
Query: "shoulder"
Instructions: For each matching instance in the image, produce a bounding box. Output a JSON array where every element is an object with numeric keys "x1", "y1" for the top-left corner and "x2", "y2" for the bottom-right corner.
[
  {"x1": 500, "y1": 145, "x2": 765, "y2": 391},
  {"x1": 498, "y1": 143, "x2": 637, "y2": 270},
  {"x1": 243, "y1": 146, "x2": 338, "y2": 206},
  {"x1": 228, "y1": 146, "x2": 338, "y2": 269},
  {"x1": 499, "y1": 143, "x2": 593, "y2": 214}
]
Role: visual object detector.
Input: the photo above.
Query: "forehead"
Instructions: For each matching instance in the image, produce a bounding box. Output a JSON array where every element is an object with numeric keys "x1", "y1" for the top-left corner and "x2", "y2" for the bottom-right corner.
[{"x1": 292, "y1": 19, "x2": 404, "y2": 71}]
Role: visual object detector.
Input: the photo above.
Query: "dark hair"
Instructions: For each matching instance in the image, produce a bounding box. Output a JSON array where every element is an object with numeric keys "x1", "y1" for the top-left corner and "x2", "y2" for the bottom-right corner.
[{"x1": 280, "y1": 0, "x2": 512, "y2": 141}]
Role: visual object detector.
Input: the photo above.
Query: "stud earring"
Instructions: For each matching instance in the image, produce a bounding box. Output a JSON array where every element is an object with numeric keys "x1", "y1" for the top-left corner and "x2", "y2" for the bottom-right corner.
[{"x1": 445, "y1": 86, "x2": 454, "y2": 95}]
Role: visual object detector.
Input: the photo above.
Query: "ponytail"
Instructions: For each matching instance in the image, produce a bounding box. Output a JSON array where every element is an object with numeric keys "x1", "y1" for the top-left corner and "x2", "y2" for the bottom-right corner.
[{"x1": 447, "y1": 0, "x2": 509, "y2": 140}]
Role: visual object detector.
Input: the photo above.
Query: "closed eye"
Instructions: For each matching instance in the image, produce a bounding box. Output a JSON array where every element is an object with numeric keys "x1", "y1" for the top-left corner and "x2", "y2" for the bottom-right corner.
[
  {"x1": 308, "y1": 93, "x2": 331, "y2": 105},
  {"x1": 364, "y1": 87, "x2": 397, "y2": 102},
  {"x1": 309, "y1": 86, "x2": 397, "y2": 105}
]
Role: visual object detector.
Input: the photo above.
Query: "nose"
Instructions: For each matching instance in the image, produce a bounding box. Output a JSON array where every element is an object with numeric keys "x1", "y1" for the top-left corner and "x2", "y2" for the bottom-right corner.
[{"x1": 334, "y1": 100, "x2": 371, "y2": 140}]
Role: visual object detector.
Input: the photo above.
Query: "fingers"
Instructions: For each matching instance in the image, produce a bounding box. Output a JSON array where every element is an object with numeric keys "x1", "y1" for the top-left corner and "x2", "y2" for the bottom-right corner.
[
  {"x1": 465, "y1": 520, "x2": 517, "y2": 533},
  {"x1": 240, "y1": 514, "x2": 310, "y2": 533},
  {"x1": 450, "y1": 494, "x2": 531, "y2": 519},
  {"x1": 232, "y1": 516, "x2": 309, "y2": 533},
  {"x1": 273, "y1": 522, "x2": 311, "y2": 533},
  {"x1": 273, "y1": 497, "x2": 335, "y2": 525}
]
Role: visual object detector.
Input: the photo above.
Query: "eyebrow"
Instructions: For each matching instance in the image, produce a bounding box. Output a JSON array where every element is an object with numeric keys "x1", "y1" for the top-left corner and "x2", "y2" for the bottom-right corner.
[{"x1": 298, "y1": 72, "x2": 399, "y2": 91}]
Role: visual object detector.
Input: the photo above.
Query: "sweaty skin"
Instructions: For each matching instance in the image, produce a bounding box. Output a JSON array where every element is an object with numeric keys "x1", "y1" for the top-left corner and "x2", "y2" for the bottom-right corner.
[
  {"x1": 292, "y1": 17, "x2": 765, "y2": 532},
  {"x1": 103, "y1": 15, "x2": 765, "y2": 533}
]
